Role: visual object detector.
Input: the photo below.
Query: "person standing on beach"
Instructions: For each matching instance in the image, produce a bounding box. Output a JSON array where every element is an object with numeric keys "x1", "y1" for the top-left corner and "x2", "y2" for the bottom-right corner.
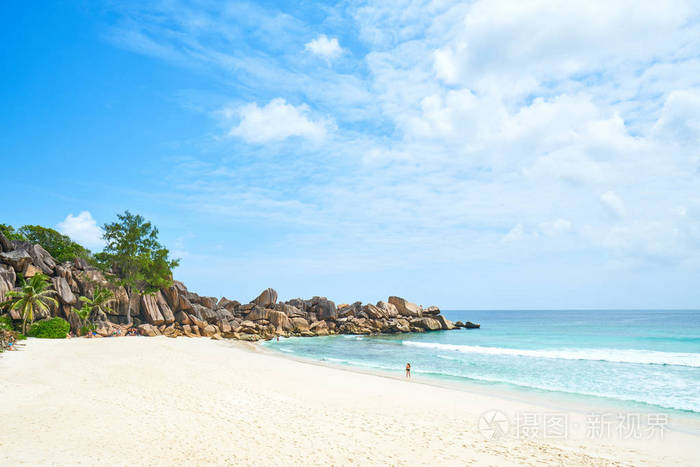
[{"x1": 405, "y1": 363, "x2": 411, "y2": 379}]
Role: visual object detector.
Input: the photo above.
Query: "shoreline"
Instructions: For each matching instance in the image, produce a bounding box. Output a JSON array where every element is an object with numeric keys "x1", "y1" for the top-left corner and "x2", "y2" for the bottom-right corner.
[
  {"x1": 256, "y1": 338, "x2": 700, "y2": 436},
  {"x1": 2, "y1": 337, "x2": 699, "y2": 466}
]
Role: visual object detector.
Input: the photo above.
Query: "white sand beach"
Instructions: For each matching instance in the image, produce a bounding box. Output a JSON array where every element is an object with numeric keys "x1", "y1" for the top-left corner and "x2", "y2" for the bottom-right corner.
[{"x1": 1, "y1": 337, "x2": 699, "y2": 466}]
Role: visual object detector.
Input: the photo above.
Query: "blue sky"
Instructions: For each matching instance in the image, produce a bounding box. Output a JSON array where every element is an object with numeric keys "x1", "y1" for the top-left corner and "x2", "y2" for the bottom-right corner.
[{"x1": 2, "y1": 0, "x2": 700, "y2": 308}]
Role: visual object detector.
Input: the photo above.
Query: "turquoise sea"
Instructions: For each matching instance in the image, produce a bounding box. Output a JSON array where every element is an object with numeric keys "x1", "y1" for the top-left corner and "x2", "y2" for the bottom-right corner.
[{"x1": 263, "y1": 310, "x2": 700, "y2": 415}]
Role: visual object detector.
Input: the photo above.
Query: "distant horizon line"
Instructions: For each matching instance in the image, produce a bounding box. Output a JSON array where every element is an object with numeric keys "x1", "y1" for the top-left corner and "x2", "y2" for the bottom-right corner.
[{"x1": 442, "y1": 308, "x2": 700, "y2": 312}]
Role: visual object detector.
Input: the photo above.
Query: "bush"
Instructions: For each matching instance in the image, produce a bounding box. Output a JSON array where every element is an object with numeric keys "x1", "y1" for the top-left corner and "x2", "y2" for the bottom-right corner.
[
  {"x1": 0, "y1": 315, "x2": 14, "y2": 331},
  {"x1": 28, "y1": 317, "x2": 70, "y2": 339}
]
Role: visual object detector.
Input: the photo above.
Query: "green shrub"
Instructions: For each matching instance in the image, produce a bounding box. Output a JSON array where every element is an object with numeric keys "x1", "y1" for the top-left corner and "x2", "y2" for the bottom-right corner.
[
  {"x1": 79, "y1": 325, "x2": 95, "y2": 336},
  {"x1": 0, "y1": 315, "x2": 14, "y2": 331},
  {"x1": 28, "y1": 317, "x2": 70, "y2": 339}
]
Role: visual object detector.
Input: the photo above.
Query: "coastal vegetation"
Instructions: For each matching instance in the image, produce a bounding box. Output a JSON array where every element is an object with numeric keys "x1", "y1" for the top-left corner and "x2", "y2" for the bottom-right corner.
[
  {"x1": 76, "y1": 287, "x2": 114, "y2": 335},
  {"x1": 95, "y1": 211, "x2": 179, "y2": 295},
  {"x1": 1, "y1": 212, "x2": 473, "y2": 341},
  {"x1": 1, "y1": 273, "x2": 58, "y2": 334},
  {"x1": 0, "y1": 224, "x2": 89, "y2": 262},
  {"x1": 27, "y1": 317, "x2": 70, "y2": 339}
]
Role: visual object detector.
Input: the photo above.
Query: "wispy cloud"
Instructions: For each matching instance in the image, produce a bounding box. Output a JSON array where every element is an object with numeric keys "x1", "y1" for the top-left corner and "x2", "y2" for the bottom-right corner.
[{"x1": 98, "y1": 0, "x2": 700, "y2": 303}]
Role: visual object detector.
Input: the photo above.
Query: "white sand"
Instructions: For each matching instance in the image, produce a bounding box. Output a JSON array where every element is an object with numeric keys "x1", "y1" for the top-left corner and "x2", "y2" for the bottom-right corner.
[{"x1": 1, "y1": 337, "x2": 698, "y2": 466}]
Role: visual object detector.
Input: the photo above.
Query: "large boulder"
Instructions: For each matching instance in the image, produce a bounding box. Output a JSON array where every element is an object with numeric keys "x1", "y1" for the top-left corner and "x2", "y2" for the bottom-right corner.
[
  {"x1": 338, "y1": 318, "x2": 372, "y2": 335},
  {"x1": 217, "y1": 297, "x2": 240, "y2": 312},
  {"x1": 410, "y1": 317, "x2": 442, "y2": 331},
  {"x1": 138, "y1": 323, "x2": 160, "y2": 337},
  {"x1": 140, "y1": 294, "x2": 165, "y2": 325},
  {"x1": 275, "y1": 303, "x2": 303, "y2": 317},
  {"x1": 189, "y1": 304, "x2": 208, "y2": 321},
  {"x1": 251, "y1": 288, "x2": 278, "y2": 307},
  {"x1": 162, "y1": 281, "x2": 193, "y2": 312},
  {"x1": 110, "y1": 286, "x2": 130, "y2": 316},
  {"x1": 290, "y1": 317, "x2": 310, "y2": 332},
  {"x1": 28, "y1": 244, "x2": 56, "y2": 274},
  {"x1": 424, "y1": 305, "x2": 440, "y2": 316},
  {"x1": 72, "y1": 257, "x2": 88, "y2": 270},
  {"x1": 0, "y1": 275, "x2": 12, "y2": 305},
  {"x1": 198, "y1": 306, "x2": 220, "y2": 323},
  {"x1": 246, "y1": 306, "x2": 270, "y2": 321},
  {"x1": 0, "y1": 232, "x2": 11, "y2": 252},
  {"x1": 74, "y1": 269, "x2": 110, "y2": 297},
  {"x1": 391, "y1": 318, "x2": 411, "y2": 333},
  {"x1": 268, "y1": 310, "x2": 293, "y2": 331},
  {"x1": 285, "y1": 298, "x2": 306, "y2": 311},
  {"x1": 433, "y1": 314, "x2": 455, "y2": 330},
  {"x1": 155, "y1": 290, "x2": 175, "y2": 324},
  {"x1": 175, "y1": 310, "x2": 191, "y2": 325},
  {"x1": 198, "y1": 296, "x2": 218, "y2": 309},
  {"x1": 189, "y1": 313, "x2": 208, "y2": 330},
  {"x1": 307, "y1": 296, "x2": 337, "y2": 320},
  {"x1": 362, "y1": 304, "x2": 386, "y2": 320},
  {"x1": 62, "y1": 304, "x2": 82, "y2": 333},
  {"x1": 0, "y1": 263, "x2": 15, "y2": 285},
  {"x1": 388, "y1": 296, "x2": 422, "y2": 317},
  {"x1": 0, "y1": 250, "x2": 32, "y2": 273},
  {"x1": 376, "y1": 301, "x2": 399, "y2": 318},
  {"x1": 23, "y1": 264, "x2": 43, "y2": 278},
  {"x1": 52, "y1": 276, "x2": 78, "y2": 305},
  {"x1": 217, "y1": 320, "x2": 232, "y2": 333},
  {"x1": 161, "y1": 283, "x2": 180, "y2": 311},
  {"x1": 338, "y1": 301, "x2": 362, "y2": 318},
  {"x1": 309, "y1": 320, "x2": 329, "y2": 336}
]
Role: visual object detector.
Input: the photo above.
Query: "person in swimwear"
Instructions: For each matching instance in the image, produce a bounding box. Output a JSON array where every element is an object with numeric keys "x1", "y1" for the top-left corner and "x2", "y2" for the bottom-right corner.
[{"x1": 405, "y1": 362, "x2": 411, "y2": 378}]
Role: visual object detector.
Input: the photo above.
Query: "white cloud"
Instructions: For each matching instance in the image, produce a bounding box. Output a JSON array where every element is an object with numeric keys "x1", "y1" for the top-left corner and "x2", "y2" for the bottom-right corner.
[
  {"x1": 600, "y1": 191, "x2": 626, "y2": 217},
  {"x1": 56, "y1": 212, "x2": 104, "y2": 249},
  {"x1": 105, "y1": 1, "x2": 700, "y2": 287},
  {"x1": 305, "y1": 34, "x2": 343, "y2": 61},
  {"x1": 430, "y1": 0, "x2": 693, "y2": 94},
  {"x1": 540, "y1": 219, "x2": 572, "y2": 236},
  {"x1": 229, "y1": 98, "x2": 333, "y2": 143},
  {"x1": 503, "y1": 224, "x2": 524, "y2": 242},
  {"x1": 653, "y1": 89, "x2": 700, "y2": 144}
]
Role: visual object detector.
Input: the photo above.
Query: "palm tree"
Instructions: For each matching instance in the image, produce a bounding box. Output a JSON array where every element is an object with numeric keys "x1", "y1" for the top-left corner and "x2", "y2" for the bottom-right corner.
[
  {"x1": 1, "y1": 273, "x2": 58, "y2": 334},
  {"x1": 77, "y1": 287, "x2": 115, "y2": 330}
]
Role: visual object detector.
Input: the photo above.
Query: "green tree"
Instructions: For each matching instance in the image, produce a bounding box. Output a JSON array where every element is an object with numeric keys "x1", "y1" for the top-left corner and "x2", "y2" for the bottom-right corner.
[
  {"x1": 1, "y1": 274, "x2": 59, "y2": 334},
  {"x1": 95, "y1": 211, "x2": 179, "y2": 296},
  {"x1": 77, "y1": 287, "x2": 114, "y2": 333},
  {"x1": 18, "y1": 225, "x2": 90, "y2": 263},
  {"x1": 0, "y1": 224, "x2": 27, "y2": 241}
]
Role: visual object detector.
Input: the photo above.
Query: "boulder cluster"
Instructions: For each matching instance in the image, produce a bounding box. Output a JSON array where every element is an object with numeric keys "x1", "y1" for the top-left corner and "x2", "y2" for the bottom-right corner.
[{"x1": 0, "y1": 234, "x2": 478, "y2": 341}]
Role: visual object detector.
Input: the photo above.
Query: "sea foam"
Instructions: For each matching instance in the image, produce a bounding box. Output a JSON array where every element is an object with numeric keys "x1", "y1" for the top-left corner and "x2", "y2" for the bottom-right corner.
[{"x1": 401, "y1": 341, "x2": 700, "y2": 367}]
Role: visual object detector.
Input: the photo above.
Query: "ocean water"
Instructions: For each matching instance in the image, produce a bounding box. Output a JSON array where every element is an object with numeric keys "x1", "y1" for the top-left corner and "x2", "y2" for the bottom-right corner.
[{"x1": 263, "y1": 310, "x2": 700, "y2": 414}]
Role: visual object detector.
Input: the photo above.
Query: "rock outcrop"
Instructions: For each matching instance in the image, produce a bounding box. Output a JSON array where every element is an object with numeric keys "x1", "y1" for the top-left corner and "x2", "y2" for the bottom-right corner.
[
  {"x1": 0, "y1": 239, "x2": 479, "y2": 340},
  {"x1": 388, "y1": 296, "x2": 423, "y2": 317}
]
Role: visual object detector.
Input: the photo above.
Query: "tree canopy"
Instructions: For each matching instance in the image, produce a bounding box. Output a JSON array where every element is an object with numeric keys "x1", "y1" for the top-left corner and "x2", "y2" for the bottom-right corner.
[
  {"x1": 18, "y1": 225, "x2": 90, "y2": 262},
  {"x1": 0, "y1": 224, "x2": 25, "y2": 241},
  {"x1": 1, "y1": 224, "x2": 90, "y2": 263},
  {"x1": 94, "y1": 211, "x2": 179, "y2": 294}
]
